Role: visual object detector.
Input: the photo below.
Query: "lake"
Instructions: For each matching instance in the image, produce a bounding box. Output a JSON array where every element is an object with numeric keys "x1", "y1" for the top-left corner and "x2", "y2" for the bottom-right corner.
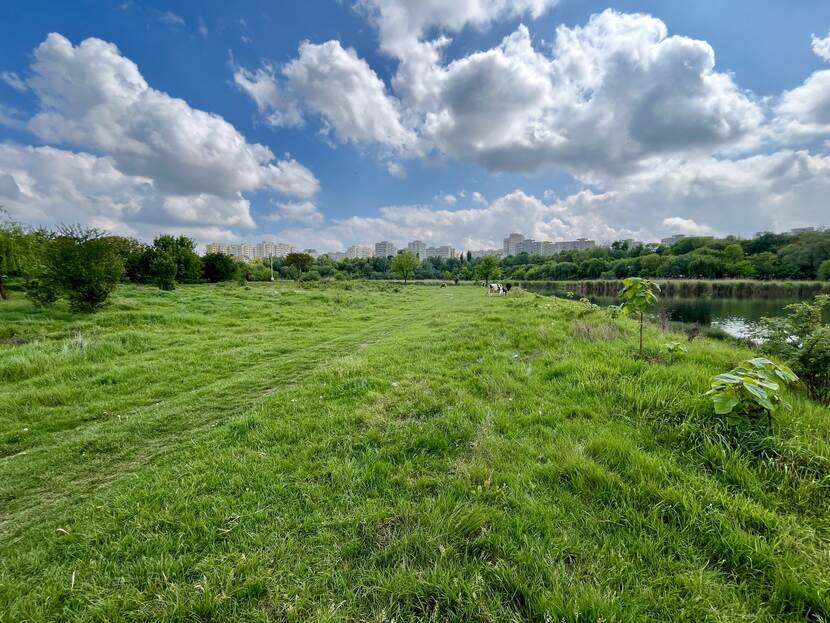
[{"x1": 523, "y1": 284, "x2": 821, "y2": 339}]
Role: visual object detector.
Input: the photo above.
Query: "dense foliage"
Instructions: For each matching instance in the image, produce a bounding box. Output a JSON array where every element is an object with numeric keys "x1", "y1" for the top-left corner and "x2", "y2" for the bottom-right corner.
[
  {"x1": 43, "y1": 227, "x2": 125, "y2": 312},
  {"x1": 505, "y1": 231, "x2": 830, "y2": 281},
  {"x1": 759, "y1": 295, "x2": 830, "y2": 404}
]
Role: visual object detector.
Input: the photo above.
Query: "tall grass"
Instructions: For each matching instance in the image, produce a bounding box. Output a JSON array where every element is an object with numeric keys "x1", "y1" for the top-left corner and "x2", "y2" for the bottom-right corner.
[{"x1": 1, "y1": 283, "x2": 829, "y2": 621}]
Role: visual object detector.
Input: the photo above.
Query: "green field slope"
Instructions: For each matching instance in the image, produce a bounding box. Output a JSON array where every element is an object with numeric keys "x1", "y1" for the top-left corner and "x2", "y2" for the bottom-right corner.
[{"x1": 1, "y1": 283, "x2": 829, "y2": 622}]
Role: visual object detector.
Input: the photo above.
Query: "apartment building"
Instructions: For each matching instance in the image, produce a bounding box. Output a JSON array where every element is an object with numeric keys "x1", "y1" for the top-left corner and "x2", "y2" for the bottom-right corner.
[
  {"x1": 423, "y1": 245, "x2": 456, "y2": 260},
  {"x1": 375, "y1": 241, "x2": 397, "y2": 258},
  {"x1": 407, "y1": 240, "x2": 427, "y2": 256}
]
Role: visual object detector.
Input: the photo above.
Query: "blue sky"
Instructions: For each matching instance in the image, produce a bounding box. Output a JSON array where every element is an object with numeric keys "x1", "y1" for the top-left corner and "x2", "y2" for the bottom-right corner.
[{"x1": 1, "y1": 1, "x2": 830, "y2": 251}]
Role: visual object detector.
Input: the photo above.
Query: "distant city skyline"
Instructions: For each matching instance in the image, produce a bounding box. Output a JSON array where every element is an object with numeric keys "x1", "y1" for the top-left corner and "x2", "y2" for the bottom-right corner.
[{"x1": 205, "y1": 225, "x2": 825, "y2": 262}]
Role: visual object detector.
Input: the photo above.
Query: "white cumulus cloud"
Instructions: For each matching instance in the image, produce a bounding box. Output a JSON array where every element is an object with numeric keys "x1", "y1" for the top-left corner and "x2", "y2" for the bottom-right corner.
[{"x1": 813, "y1": 31, "x2": 830, "y2": 62}]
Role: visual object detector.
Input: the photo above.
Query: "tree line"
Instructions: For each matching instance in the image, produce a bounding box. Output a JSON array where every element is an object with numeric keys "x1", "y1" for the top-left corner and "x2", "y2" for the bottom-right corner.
[
  {"x1": 2, "y1": 211, "x2": 828, "y2": 312},
  {"x1": 505, "y1": 232, "x2": 830, "y2": 282}
]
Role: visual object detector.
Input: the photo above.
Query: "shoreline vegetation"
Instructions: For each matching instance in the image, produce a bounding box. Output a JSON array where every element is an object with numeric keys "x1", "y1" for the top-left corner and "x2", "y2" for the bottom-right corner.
[
  {"x1": 1, "y1": 282, "x2": 829, "y2": 620},
  {"x1": 517, "y1": 279, "x2": 830, "y2": 299}
]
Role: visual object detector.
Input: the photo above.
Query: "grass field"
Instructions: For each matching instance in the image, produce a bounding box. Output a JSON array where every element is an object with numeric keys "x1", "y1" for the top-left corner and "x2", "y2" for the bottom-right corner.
[{"x1": 1, "y1": 282, "x2": 829, "y2": 622}]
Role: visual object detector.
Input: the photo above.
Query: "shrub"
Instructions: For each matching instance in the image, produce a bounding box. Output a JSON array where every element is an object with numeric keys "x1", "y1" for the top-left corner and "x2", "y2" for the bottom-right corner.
[
  {"x1": 817, "y1": 259, "x2": 830, "y2": 282},
  {"x1": 149, "y1": 250, "x2": 177, "y2": 291},
  {"x1": 202, "y1": 253, "x2": 241, "y2": 282},
  {"x1": 758, "y1": 294, "x2": 830, "y2": 403},
  {"x1": 24, "y1": 277, "x2": 60, "y2": 307},
  {"x1": 45, "y1": 227, "x2": 124, "y2": 312},
  {"x1": 704, "y1": 358, "x2": 798, "y2": 428}
]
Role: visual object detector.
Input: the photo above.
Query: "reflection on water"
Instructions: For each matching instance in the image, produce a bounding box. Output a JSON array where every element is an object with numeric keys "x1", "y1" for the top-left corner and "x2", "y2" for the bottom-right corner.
[{"x1": 525, "y1": 285, "x2": 818, "y2": 340}]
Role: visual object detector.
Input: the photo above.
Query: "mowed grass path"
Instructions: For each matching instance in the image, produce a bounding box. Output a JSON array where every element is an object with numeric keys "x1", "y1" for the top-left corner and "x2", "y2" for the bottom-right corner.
[{"x1": 1, "y1": 283, "x2": 829, "y2": 622}]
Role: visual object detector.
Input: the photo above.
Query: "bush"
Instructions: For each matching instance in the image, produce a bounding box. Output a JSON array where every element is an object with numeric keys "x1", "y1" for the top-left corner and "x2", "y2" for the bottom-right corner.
[
  {"x1": 818, "y1": 259, "x2": 830, "y2": 282},
  {"x1": 202, "y1": 253, "x2": 241, "y2": 282},
  {"x1": 150, "y1": 250, "x2": 177, "y2": 291},
  {"x1": 704, "y1": 357, "x2": 798, "y2": 428},
  {"x1": 759, "y1": 295, "x2": 830, "y2": 403},
  {"x1": 301, "y1": 270, "x2": 321, "y2": 282},
  {"x1": 24, "y1": 277, "x2": 60, "y2": 307},
  {"x1": 46, "y1": 228, "x2": 124, "y2": 312}
]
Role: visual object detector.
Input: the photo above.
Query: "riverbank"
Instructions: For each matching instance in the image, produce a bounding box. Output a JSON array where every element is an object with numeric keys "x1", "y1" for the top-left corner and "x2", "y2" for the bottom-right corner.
[
  {"x1": 2, "y1": 282, "x2": 829, "y2": 621},
  {"x1": 519, "y1": 279, "x2": 830, "y2": 299}
]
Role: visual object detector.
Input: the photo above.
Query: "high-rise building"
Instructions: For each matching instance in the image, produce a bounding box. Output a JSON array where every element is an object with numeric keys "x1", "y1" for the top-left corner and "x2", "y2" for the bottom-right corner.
[
  {"x1": 303, "y1": 249, "x2": 319, "y2": 258},
  {"x1": 346, "y1": 245, "x2": 374, "y2": 259},
  {"x1": 407, "y1": 240, "x2": 427, "y2": 257},
  {"x1": 375, "y1": 241, "x2": 397, "y2": 258},
  {"x1": 204, "y1": 241, "x2": 293, "y2": 261},
  {"x1": 424, "y1": 245, "x2": 456, "y2": 260},
  {"x1": 503, "y1": 233, "x2": 525, "y2": 257},
  {"x1": 469, "y1": 249, "x2": 503, "y2": 259},
  {"x1": 552, "y1": 238, "x2": 596, "y2": 252}
]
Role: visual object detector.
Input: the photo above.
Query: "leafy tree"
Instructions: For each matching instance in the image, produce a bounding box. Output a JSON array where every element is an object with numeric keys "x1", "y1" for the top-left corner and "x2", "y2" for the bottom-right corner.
[
  {"x1": 45, "y1": 227, "x2": 124, "y2": 312},
  {"x1": 0, "y1": 218, "x2": 25, "y2": 300},
  {"x1": 390, "y1": 251, "x2": 420, "y2": 284},
  {"x1": 818, "y1": 259, "x2": 830, "y2": 282},
  {"x1": 620, "y1": 277, "x2": 660, "y2": 355},
  {"x1": 285, "y1": 252, "x2": 314, "y2": 282},
  {"x1": 149, "y1": 249, "x2": 177, "y2": 290},
  {"x1": 475, "y1": 255, "x2": 501, "y2": 285},
  {"x1": 202, "y1": 252, "x2": 240, "y2": 282},
  {"x1": 153, "y1": 235, "x2": 202, "y2": 283}
]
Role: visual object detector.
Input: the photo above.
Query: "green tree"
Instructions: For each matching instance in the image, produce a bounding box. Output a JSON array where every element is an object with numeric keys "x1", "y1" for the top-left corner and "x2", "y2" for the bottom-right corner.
[
  {"x1": 202, "y1": 253, "x2": 241, "y2": 282},
  {"x1": 149, "y1": 249, "x2": 177, "y2": 290},
  {"x1": 153, "y1": 235, "x2": 202, "y2": 283},
  {"x1": 45, "y1": 227, "x2": 124, "y2": 312},
  {"x1": 0, "y1": 217, "x2": 25, "y2": 300},
  {"x1": 475, "y1": 255, "x2": 501, "y2": 285},
  {"x1": 390, "y1": 251, "x2": 419, "y2": 284},
  {"x1": 285, "y1": 252, "x2": 314, "y2": 282},
  {"x1": 620, "y1": 277, "x2": 660, "y2": 355},
  {"x1": 818, "y1": 259, "x2": 830, "y2": 282}
]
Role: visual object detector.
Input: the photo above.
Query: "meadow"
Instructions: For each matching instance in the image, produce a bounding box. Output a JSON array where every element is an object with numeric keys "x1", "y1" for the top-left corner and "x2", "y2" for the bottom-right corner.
[{"x1": 1, "y1": 282, "x2": 829, "y2": 622}]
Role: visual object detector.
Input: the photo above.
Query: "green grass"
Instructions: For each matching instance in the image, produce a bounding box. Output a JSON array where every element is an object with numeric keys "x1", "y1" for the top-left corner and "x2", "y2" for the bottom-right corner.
[{"x1": 1, "y1": 282, "x2": 829, "y2": 622}]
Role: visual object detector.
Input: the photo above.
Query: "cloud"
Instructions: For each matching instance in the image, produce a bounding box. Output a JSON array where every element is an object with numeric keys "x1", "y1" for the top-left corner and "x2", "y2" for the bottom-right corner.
[
  {"x1": 26, "y1": 33, "x2": 318, "y2": 199},
  {"x1": 158, "y1": 11, "x2": 185, "y2": 27},
  {"x1": 233, "y1": 64, "x2": 304, "y2": 127},
  {"x1": 0, "y1": 104, "x2": 27, "y2": 130},
  {"x1": 813, "y1": 31, "x2": 830, "y2": 62},
  {"x1": 235, "y1": 40, "x2": 415, "y2": 150},
  {"x1": 414, "y1": 11, "x2": 762, "y2": 176},
  {"x1": 0, "y1": 143, "x2": 255, "y2": 240},
  {"x1": 471, "y1": 191, "x2": 487, "y2": 204},
  {"x1": 198, "y1": 17, "x2": 209, "y2": 39},
  {"x1": 774, "y1": 70, "x2": 830, "y2": 141},
  {"x1": 387, "y1": 162, "x2": 406, "y2": 178},
  {"x1": 358, "y1": 0, "x2": 558, "y2": 104},
  {"x1": 1, "y1": 71, "x2": 27, "y2": 91},
  {"x1": 2, "y1": 33, "x2": 320, "y2": 243},
  {"x1": 266, "y1": 200, "x2": 324, "y2": 225},
  {"x1": 263, "y1": 149, "x2": 830, "y2": 252}
]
